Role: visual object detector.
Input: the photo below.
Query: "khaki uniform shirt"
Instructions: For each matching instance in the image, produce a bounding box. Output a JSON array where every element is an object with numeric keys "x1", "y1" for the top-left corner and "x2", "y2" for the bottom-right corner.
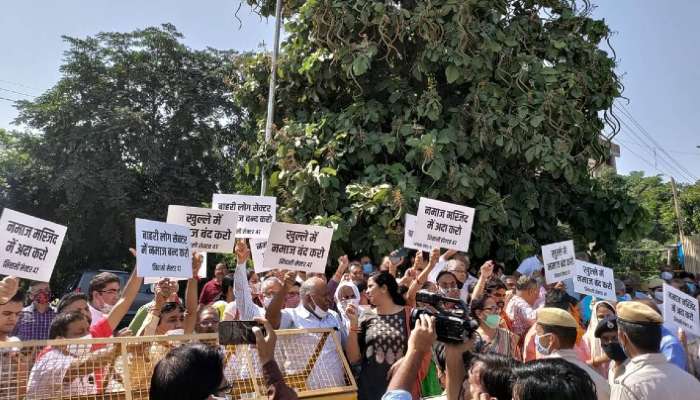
[
  {"x1": 547, "y1": 349, "x2": 611, "y2": 400},
  {"x1": 611, "y1": 353, "x2": 700, "y2": 400}
]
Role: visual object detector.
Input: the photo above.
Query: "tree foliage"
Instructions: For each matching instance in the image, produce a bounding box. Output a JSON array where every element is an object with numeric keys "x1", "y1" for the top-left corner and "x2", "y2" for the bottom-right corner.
[
  {"x1": 239, "y1": 0, "x2": 646, "y2": 266},
  {"x1": 4, "y1": 25, "x2": 255, "y2": 288}
]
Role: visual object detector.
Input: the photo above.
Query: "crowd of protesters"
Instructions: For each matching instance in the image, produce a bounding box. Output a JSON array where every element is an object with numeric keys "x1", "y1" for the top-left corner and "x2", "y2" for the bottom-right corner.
[{"x1": 2, "y1": 241, "x2": 700, "y2": 400}]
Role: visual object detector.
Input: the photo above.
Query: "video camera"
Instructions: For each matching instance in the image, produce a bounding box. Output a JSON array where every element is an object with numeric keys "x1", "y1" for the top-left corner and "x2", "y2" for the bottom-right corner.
[{"x1": 410, "y1": 290, "x2": 479, "y2": 344}]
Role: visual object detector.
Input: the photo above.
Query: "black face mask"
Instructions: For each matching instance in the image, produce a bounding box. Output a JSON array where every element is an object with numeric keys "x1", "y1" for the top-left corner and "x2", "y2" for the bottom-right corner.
[{"x1": 602, "y1": 342, "x2": 627, "y2": 362}]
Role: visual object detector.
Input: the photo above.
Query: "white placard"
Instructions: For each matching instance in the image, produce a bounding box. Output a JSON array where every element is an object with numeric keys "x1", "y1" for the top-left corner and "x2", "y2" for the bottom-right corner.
[
  {"x1": 262, "y1": 223, "x2": 332, "y2": 273},
  {"x1": 542, "y1": 240, "x2": 576, "y2": 284},
  {"x1": 0, "y1": 208, "x2": 67, "y2": 282},
  {"x1": 413, "y1": 198, "x2": 475, "y2": 251},
  {"x1": 166, "y1": 205, "x2": 237, "y2": 253},
  {"x1": 135, "y1": 218, "x2": 192, "y2": 279},
  {"x1": 212, "y1": 194, "x2": 276, "y2": 239},
  {"x1": 403, "y1": 214, "x2": 430, "y2": 251},
  {"x1": 573, "y1": 260, "x2": 615, "y2": 301},
  {"x1": 663, "y1": 283, "x2": 700, "y2": 335},
  {"x1": 250, "y1": 239, "x2": 267, "y2": 273},
  {"x1": 144, "y1": 253, "x2": 207, "y2": 284}
]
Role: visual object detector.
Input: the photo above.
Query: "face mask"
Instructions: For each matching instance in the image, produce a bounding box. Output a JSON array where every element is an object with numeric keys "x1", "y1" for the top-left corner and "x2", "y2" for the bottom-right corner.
[
  {"x1": 101, "y1": 303, "x2": 114, "y2": 314},
  {"x1": 262, "y1": 295, "x2": 274, "y2": 309},
  {"x1": 166, "y1": 328, "x2": 184, "y2": 336},
  {"x1": 687, "y1": 283, "x2": 697, "y2": 293},
  {"x1": 310, "y1": 297, "x2": 328, "y2": 319},
  {"x1": 661, "y1": 272, "x2": 673, "y2": 281},
  {"x1": 362, "y1": 263, "x2": 373, "y2": 274},
  {"x1": 634, "y1": 291, "x2": 649, "y2": 300},
  {"x1": 535, "y1": 334, "x2": 552, "y2": 356},
  {"x1": 602, "y1": 342, "x2": 627, "y2": 362},
  {"x1": 484, "y1": 314, "x2": 501, "y2": 329},
  {"x1": 339, "y1": 298, "x2": 360, "y2": 312},
  {"x1": 617, "y1": 294, "x2": 631, "y2": 302},
  {"x1": 654, "y1": 290, "x2": 664, "y2": 303},
  {"x1": 34, "y1": 291, "x2": 50, "y2": 305},
  {"x1": 66, "y1": 335, "x2": 92, "y2": 357}
]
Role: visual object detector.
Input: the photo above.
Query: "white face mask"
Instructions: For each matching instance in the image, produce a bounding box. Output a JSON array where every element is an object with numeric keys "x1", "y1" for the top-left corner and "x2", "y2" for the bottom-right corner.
[
  {"x1": 311, "y1": 297, "x2": 328, "y2": 319},
  {"x1": 101, "y1": 303, "x2": 114, "y2": 314},
  {"x1": 262, "y1": 295, "x2": 274, "y2": 309},
  {"x1": 339, "y1": 298, "x2": 360, "y2": 311},
  {"x1": 661, "y1": 272, "x2": 673, "y2": 281},
  {"x1": 654, "y1": 290, "x2": 664, "y2": 303},
  {"x1": 166, "y1": 328, "x2": 184, "y2": 336},
  {"x1": 250, "y1": 282, "x2": 261, "y2": 294},
  {"x1": 67, "y1": 335, "x2": 92, "y2": 357}
]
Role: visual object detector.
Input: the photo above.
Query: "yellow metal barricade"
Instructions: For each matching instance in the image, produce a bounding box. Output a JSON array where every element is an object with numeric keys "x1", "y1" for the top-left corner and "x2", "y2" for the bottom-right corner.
[{"x1": 0, "y1": 329, "x2": 356, "y2": 400}]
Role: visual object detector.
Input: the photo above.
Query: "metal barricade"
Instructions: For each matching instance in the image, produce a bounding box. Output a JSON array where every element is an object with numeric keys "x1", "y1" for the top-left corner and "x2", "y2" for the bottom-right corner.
[{"x1": 0, "y1": 328, "x2": 357, "y2": 400}]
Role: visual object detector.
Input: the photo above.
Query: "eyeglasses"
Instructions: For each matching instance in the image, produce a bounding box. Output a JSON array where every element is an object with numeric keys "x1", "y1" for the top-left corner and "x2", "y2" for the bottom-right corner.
[{"x1": 98, "y1": 289, "x2": 120, "y2": 295}]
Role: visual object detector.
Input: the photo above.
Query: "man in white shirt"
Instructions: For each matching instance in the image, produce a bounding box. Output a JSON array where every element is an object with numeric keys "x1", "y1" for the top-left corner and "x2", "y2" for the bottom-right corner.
[
  {"x1": 231, "y1": 241, "x2": 283, "y2": 320},
  {"x1": 268, "y1": 275, "x2": 347, "y2": 390},
  {"x1": 87, "y1": 272, "x2": 121, "y2": 327}
]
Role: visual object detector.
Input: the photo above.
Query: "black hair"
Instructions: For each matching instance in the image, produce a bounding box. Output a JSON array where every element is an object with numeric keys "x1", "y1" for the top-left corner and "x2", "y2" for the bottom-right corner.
[
  {"x1": 618, "y1": 319, "x2": 661, "y2": 353},
  {"x1": 5, "y1": 291, "x2": 25, "y2": 305},
  {"x1": 88, "y1": 272, "x2": 120, "y2": 301},
  {"x1": 540, "y1": 324, "x2": 577, "y2": 349},
  {"x1": 486, "y1": 279, "x2": 507, "y2": 294},
  {"x1": 150, "y1": 343, "x2": 224, "y2": 400},
  {"x1": 433, "y1": 343, "x2": 447, "y2": 372},
  {"x1": 471, "y1": 353, "x2": 520, "y2": 400},
  {"x1": 160, "y1": 302, "x2": 186, "y2": 316},
  {"x1": 49, "y1": 311, "x2": 87, "y2": 339},
  {"x1": 56, "y1": 292, "x2": 88, "y2": 314},
  {"x1": 369, "y1": 271, "x2": 406, "y2": 306},
  {"x1": 436, "y1": 270, "x2": 463, "y2": 289},
  {"x1": 544, "y1": 289, "x2": 570, "y2": 310},
  {"x1": 469, "y1": 296, "x2": 492, "y2": 320},
  {"x1": 512, "y1": 358, "x2": 597, "y2": 400}
]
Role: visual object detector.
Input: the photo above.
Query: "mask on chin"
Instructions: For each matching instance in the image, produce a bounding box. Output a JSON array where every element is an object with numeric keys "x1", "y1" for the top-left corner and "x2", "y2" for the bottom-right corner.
[{"x1": 310, "y1": 298, "x2": 329, "y2": 319}]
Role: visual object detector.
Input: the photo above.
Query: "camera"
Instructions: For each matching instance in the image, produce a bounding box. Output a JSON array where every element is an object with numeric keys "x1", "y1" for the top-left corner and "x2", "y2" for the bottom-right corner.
[{"x1": 411, "y1": 291, "x2": 478, "y2": 344}]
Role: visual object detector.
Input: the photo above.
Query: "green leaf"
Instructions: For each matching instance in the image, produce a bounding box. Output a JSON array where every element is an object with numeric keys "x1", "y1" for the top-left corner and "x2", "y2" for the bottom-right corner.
[
  {"x1": 530, "y1": 115, "x2": 545, "y2": 128},
  {"x1": 445, "y1": 65, "x2": 460, "y2": 84},
  {"x1": 352, "y1": 56, "x2": 370, "y2": 76}
]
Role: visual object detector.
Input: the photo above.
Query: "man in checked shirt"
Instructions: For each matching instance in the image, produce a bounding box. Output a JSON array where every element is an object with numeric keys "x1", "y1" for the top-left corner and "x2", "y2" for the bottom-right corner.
[{"x1": 12, "y1": 281, "x2": 56, "y2": 341}]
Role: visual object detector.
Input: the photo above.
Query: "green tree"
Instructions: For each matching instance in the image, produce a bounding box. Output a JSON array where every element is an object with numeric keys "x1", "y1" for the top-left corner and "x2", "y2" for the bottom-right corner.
[
  {"x1": 8, "y1": 25, "x2": 255, "y2": 288},
  {"x1": 240, "y1": 0, "x2": 646, "y2": 267}
]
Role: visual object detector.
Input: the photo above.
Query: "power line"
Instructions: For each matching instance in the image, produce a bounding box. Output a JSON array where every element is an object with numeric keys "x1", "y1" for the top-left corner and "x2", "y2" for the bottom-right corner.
[
  {"x1": 0, "y1": 87, "x2": 35, "y2": 98},
  {"x1": 614, "y1": 103, "x2": 698, "y2": 182},
  {"x1": 616, "y1": 118, "x2": 695, "y2": 182},
  {"x1": 0, "y1": 79, "x2": 41, "y2": 91},
  {"x1": 0, "y1": 96, "x2": 18, "y2": 102},
  {"x1": 613, "y1": 105, "x2": 696, "y2": 182}
]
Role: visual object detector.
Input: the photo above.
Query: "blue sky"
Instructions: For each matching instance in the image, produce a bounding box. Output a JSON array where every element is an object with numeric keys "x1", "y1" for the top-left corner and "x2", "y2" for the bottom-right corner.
[{"x1": 1, "y1": 1, "x2": 698, "y2": 183}]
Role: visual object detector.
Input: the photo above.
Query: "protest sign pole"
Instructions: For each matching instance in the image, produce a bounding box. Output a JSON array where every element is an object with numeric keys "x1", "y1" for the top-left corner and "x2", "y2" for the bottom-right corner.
[{"x1": 260, "y1": 0, "x2": 283, "y2": 196}]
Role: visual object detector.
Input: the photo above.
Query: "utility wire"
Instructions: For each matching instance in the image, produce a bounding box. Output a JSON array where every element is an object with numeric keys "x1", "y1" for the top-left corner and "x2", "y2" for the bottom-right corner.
[
  {"x1": 614, "y1": 103, "x2": 698, "y2": 181},
  {"x1": 0, "y1": 87, "x2": 35, "y2": 98}
]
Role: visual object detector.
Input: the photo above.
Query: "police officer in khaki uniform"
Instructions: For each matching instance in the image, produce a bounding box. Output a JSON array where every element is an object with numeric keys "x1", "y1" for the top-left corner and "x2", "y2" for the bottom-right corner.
[
  {"x1": 535, "y1": 307, "x2": 611, "y2": 400},
  {"x1": 611, "y1": 301, "x2": 700, "y2": 400}
]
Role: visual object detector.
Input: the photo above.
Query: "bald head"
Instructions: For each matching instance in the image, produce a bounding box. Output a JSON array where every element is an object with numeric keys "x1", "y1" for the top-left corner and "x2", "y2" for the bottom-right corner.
[{"x1": 301, "y1": 277, "x2": 329, "y2": 313}]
